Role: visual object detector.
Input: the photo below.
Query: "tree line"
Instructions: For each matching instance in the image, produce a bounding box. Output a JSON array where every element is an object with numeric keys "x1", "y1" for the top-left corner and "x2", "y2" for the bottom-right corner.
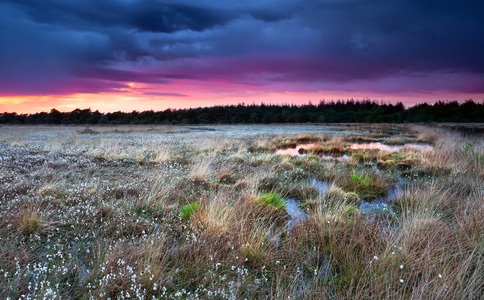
[{"x1": 1, "y1": 100, "x2": 483, "y2": 125}]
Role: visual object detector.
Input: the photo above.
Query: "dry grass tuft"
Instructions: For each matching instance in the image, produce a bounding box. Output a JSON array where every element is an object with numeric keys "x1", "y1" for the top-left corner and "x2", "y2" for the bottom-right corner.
[
  {"x1": 17, "y1": 210, "x2": 45, "y2": 236},
  {"x1": 217, "y1": 171, "x2": 236, "y2": 184},
  {"x1": 189, "y1": 159, "x2": 212, "y2": 182}
]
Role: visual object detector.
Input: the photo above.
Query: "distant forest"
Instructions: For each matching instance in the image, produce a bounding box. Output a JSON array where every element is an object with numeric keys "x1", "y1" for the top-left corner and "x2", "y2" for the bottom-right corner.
[{"x1": 1, "y1": 100, "x2": 483, "y2": 124}]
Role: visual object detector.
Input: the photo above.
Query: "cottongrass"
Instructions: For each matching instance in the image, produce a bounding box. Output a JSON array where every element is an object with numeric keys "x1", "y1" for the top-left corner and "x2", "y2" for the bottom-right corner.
[{"x1": 0, "y1": 124, "x2": 483, "y2": 299}]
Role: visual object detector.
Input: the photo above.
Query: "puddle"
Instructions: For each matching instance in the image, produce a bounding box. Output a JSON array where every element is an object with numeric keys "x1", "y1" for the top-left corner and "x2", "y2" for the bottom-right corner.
[
  {"x1": 277, "y1": 142, "x2": 432, "y2": 161},
  {"x1": 286, "y1": 197, "x2": 307, "y2": 229},
  {"x1": 285, "y1": 176, "x2": 402, "y2": 220},
  {"x1": 359, "y1": 184, "x2": 399, "y2": 213},
  {"x1": 386, "y1": 175, "x2": 404, "y2": 201},
  {"x1": 359, "y1": 200, "x2": 395, "y2": 216},
  {"x1": 311, "y1": 179, "x2": 331, "y2": 196},
  {"x1": 287, "y1": 179, "x2": 337, "y2": 295},
  {"x1": 286, "y1": 179, "x2": 331, "y2": 229},
  {"x1": 276, "y1": 144, "x2": 350, "y2": 161},
  {"x1": 283, "y1": 174, "x2": 404, "y2": 227},
  {"x1": 359, "y1": 174, "x2": 403, "y2": 217},
  {"x1": 350, "y1": 142, "x2": 433, "y2": 152},
  {"x1": 276, "y1": 143, "x2": 318, "y2": 156}
]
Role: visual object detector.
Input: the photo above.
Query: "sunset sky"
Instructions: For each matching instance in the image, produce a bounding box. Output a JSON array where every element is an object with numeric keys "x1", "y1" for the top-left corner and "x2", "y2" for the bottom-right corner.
[{"x1": 1, "y1": 0, "x2": 483, "y2": 113}]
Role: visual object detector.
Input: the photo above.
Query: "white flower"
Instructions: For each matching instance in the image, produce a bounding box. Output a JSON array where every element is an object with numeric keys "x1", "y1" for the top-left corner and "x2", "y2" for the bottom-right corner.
[
  {"x1": 400, "y1": 265, "x2": 404, "y2": 270},
  {"x1": 373, "y1": 256, "x2": 378, "y2": 260},
  {"x1": 399, "y1": 279, "x2": 404, "y2": 283},
  {"x1": 438, "y1": 274, "x2": 442, "y2": 278}
]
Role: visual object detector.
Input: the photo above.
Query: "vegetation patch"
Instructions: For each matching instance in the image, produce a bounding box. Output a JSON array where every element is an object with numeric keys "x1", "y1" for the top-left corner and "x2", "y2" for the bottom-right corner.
[
  {"x1": 18, "y1": 210, "x2": 45, "y2": 236},
  {"x1": 258, "y1": 193, "x2": 286, "y2": 210},
  {"x1": 217, "y1": 172, "x2": 236, "y2": 184},
  {"x1": 0, "y1": 124, "x2": 482, "y2": 299},
  {"x1": 180, "y1": 202, "x2": 200, "y2": 221},
  {"x1": 343, "y1": 173, "x2": 390, "y2": 200}
]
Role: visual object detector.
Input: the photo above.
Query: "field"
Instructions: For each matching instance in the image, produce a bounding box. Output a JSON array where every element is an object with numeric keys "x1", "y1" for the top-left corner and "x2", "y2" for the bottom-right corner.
[{"x1": 1, "y1": 124, "x2": 483, "y2": 299}]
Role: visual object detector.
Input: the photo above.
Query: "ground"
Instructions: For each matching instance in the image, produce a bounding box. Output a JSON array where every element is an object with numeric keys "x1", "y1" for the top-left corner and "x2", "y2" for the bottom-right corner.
[{"x1": 0, "y1": 124, "x2": 483, "y2": 299}]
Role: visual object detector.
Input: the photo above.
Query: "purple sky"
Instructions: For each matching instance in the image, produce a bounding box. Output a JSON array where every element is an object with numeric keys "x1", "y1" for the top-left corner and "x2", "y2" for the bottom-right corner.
[{"x1": 1, "y1": 0, "x2": 483, "y2": 112}]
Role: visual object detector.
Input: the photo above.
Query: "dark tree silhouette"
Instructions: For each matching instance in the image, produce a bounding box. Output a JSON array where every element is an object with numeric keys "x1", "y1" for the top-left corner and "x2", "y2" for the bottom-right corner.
[{"x1": 1, "y1": 100, "x2": 483, "y2": 124}]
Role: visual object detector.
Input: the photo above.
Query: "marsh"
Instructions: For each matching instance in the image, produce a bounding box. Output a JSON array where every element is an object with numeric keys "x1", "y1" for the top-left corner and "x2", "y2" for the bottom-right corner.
[{"x1": 0, "y1": 124, "x2": 483, "y2": 299}]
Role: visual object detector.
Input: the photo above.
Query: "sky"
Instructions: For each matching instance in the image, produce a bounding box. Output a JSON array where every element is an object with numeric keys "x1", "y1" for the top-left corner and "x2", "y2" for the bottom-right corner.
[{"x1": 1, "y1": 0, "x2": 483, "y2": 113}]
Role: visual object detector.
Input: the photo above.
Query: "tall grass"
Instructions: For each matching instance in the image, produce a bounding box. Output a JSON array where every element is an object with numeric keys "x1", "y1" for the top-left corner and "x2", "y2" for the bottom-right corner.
[{"x1": 0, "y1": 124, "x2": 482, "y2": 299}]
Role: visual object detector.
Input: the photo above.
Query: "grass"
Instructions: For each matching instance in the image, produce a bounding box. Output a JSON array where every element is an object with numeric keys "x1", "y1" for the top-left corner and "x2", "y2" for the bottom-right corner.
[
  {"x1": 258, "y1": 193, "x2": 286, "y2": 209},
  {"x1": 459, "y1": 141, "x2": 484, "y2": 170},
  {"x1": 180, "y1": 202, "x2": 200, "y2": 221},
  {"x1": 0, "y1": 123, "x2": 483, "y2": 299},
  {"x1": 18, "y1": 210, "x2": 45, "y2": 236},
  {"x1": 341, "y1": 173, "x2": 392, "y2": 200}
]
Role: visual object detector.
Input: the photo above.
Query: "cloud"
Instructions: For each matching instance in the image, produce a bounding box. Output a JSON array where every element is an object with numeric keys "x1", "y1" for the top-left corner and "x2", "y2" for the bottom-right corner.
[
  {"x1": 0, "y1": 0, "x2": 483, "y2": 98},
  {"x1": 141, "y1": 92, "x2": 188, "y2": 97}
]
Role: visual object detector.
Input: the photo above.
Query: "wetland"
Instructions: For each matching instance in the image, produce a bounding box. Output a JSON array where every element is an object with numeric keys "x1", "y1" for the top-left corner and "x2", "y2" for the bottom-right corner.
[{"x1": 0, "y1": 123, "x2": 483, "y2": 299}]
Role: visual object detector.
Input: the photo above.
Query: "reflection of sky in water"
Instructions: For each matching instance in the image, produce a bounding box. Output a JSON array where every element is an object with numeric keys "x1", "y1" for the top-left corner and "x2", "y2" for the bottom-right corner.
[
  {"x1": 276, "y1": 144, "x2": 350, "y2": 161},
  {"x1": 276, "y1": 143, "x2": 317, "y2": 156},
  {"x1": 350, "y1": 142, "x2": 433, "y2": 152},
  {"x1": 311, "y1": 179, "x2": 331, "y2": 196},
  {"x1": 276, "y1": 142, "x2": 433, "y2": 157},
  {"x1": 286, "y1": 197, "x2": 307, "y2": 229},
  {"x1": 359, "y1": 201, "x2": 395, "y2": 216},
  {"x1": 286, "y1": 179, "x2": 331, "y2": 229}
]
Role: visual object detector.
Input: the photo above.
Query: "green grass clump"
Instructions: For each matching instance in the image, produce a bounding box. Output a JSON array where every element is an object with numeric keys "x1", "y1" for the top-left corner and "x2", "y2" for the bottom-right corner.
[
  {"x1": 350, "y1": 174, "x2": 372, "y2": 185},
  {"x1": 180, "y1": 202, "x2": 200, "y2": 221},
  {"x1": 344, "y1": 173, "x2": 389, "y2": 200},
  {"x1": 258, "y1": 193, "x2": 286, "y2": 209}
]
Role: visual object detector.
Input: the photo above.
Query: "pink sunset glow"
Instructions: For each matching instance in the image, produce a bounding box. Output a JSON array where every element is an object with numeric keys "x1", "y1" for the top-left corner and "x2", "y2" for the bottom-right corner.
[{"x1": 1, "y1": 1, "x2": 483, "y2": 113}]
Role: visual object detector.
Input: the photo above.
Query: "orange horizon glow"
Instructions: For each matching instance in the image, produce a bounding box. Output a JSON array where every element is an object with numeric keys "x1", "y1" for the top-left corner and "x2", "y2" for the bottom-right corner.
[{"x1": 2, "y1": 85, "x2": 483, "y2": 114}]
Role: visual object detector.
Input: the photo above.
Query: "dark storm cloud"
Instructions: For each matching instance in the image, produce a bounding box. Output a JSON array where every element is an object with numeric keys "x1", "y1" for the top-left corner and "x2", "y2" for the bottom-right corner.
[
  {"x1": 7, "y1": 0, "x2": 230, "y2": 33},
  {"x1": 0, "y1": 0, "x2": 483, "y2": 96}
]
